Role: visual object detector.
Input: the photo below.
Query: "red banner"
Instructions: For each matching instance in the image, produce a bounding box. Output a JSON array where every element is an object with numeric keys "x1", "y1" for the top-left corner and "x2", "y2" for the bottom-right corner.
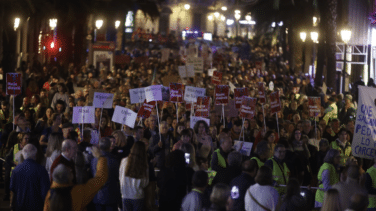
[
  {"x1": 212, "y1": 71, "x2": 222, "y2": 85},
  {"x1": 240, "y1": 97, "x2": 257, "y2": 119},
  {"x1": 195, "y1": 96, "x2": 210, "y2": 117},
  {"x1": 215, "y1": 85, "x2": 229, "y2": 105},
  {"x1": 137, "y1": 100, "x2": 156, "y2": 118},
  {"x1": 308, "y1": 96, "x2": 321, "y2": 117},
  {"x1": 234, "y1": 88, "x2": 249, "y2": 109},
  {"x1": 169, "y1": 83, "x2": 183, "y2": 103},
  {"x1": 6, "y1": 73, "x2": 22, "y2": 95},
  {"x1": 258, "y1": 82, "x2": 266, "y2": 104},
  {"x1": 270, "y1": 91, "x2": 282, "y2": 114}
]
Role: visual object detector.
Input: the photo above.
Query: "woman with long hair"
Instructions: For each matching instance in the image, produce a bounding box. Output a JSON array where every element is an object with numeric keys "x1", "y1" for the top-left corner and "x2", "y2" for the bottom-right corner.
[
  {"x1": 194, "y1": 120, "x2": 214, "y2": 154},
  {"x1": 180, "y1": 143, "x2": 199, "y2": 171},
  {"x1": 39, "y1": 113, "x2": 62, "y2": 152},
  {"x1": 119, "y1": 141, "x2": 149, "y2": 211},
  {"x1": 172, "y1": 122, "x2": 185, "y2": 144},
  {"x1": 45, "y1": 132, "x2": 64, "y2": 179},
  {"x1": 35, "y1": 107, "x2": 53, "y2": 135},
  {"x1": 111, "y1": 130, "x2": 133, "y2": 160},
  {"x1": 99, "y1": 115, "x2": 113, "y2": 138},
  {"x1": 320, "y1": 189, "x2": 342, "y2": 211}
]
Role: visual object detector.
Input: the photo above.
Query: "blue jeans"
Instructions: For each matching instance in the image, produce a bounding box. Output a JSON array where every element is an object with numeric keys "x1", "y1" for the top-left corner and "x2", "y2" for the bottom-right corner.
[{"x1": 122, "y1": 198, "x2": 144, "y2": 211}]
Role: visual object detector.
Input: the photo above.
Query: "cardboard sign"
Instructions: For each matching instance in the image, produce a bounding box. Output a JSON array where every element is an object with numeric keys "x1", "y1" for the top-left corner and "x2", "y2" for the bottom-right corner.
[
  {"x1": 186, "y1": 57, "x2": 204, "y2": 73},
  {"x1": 234, "y1": 141, "x2": 254, "y2": 156},
  {"x1": 308, "y1": 96, "x2": 321, "y2": 117},
  {"x1": 293, "y1": 87, "x2": 300, "y2": 94},
  {"x1": 195, "y1": 96, "x2": 210, "y2": 117},
  {"x1": 190, "y1": 116, "x2": 210, "y2": 129},
  {"x1": 178, "y1": 65, "x2": 195, "y2": 78},
  {"x1": 6, "y1": 73, "x2": 22, "y2": 95},
  {"x1": 161, "y1": 48, "x2": 170, "y2": 62},
  {"x1": 270, "y1": 91, "x2": 282, "y2": 114},
  {"x1": 137, "y1": 100, "x2": 156, "y2": 119},
  {"x1": 129, "y1": 88, "x2": 146, "y2": 104},
  {"x1": 184, "y1": 86, "x2": 206, "y2": 103},
  {"x1": 170, "y1": 83, "x2": 184, "y2": 103},
  {"x1": 258, "y1": 82, "x2": 266, "y2": 104},
  {"x1": 269, "y1": 81, "x2": 274, "y2": 91},
  {"x1": 90, "y1": 129, "x2": 100, "y2": 145},
  {"x1": 208, "y1": 68, "x2": 216, "y2": 77},
  {"x1": 145, "y1": 85, "x2": 162, "y2": 102},
  {"x1": 88, "y1": 89, "x2": 106, "y2": 104},
  {"x1": 162, "y1": 86, "x2": 170, "y2": 102},
  {"x1": 214, "y1": 100, "x2": 238, "y2": 118},
  {"x1": 93, "y1": 92, "x2": 114, "y2": 108},
  {"x1": 112, "y1": 106, "x2": 137, "y2": 128},
  {"x1": 72, "y1": 106, "x2": 95, "y2": 124},
  {"x1": 215, "y1": 85, "x2": 229, "y2": 105},
  {"x1": 235, "y1": 88, "x2": 249, "y2": 109},
  {"x1": 212, "y1": 71, "x2": 222, "y2": 85},
  {"x1": 239, "y1": 97, "x2": 257, "y2": 119}
]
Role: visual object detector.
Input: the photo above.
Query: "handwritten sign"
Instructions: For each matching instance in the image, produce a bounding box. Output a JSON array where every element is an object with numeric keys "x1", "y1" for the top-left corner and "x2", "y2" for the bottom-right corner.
[
  {"x1": 178, "y1": 65, "x2": 195, "y2": 78},
  {"x1": 72, "y1": 106, "x2": 95, "y2": 124},
  {"x1": 270, "y1": 91, "x2": 281, "y2": 114},
  {"x1": 170, "y1": 83, "x2": 184, "y2": 103},
  {"x1": 184, "y1": 86, "x2": 206, "y2": 103},
  {"x1": 93, "y1": 92, "x2": 114, "y2": 108},
  {"x1": 129, "y1": 88, "x2": 146, "y2": 104},
  {"x1": 186, "y1": 57, "x2": 204, "y2": 73},
  {"x1": 112, "y1": 106, "x2": 137, "y2": 128},
  {"x1": 190, "y1": 116, "x2": 210, "y2": 129},
  {"x1": 6, "y1": 73, "x2": 22, "y2": 95},
  {"x1": 212, "y1": 71, "x2": 222, "y2": 85},
  {"x1": 240, "y1": 97, "x2": 257, "y2": 119},
  {"x1": 258, "y1": 82, "x2": 266, "y2": 104},
  {"x1": 145, "y1": 85, "x2": 162, "y2": 102},
  {"x1": 195, "y1": 96, "x2": 210, "y2": 117},
  {"x1": 308, "y1": 97, "x2": 321, "y2": 117},
  {"x1": 137, "y1": 100, "x2": 156, "y2": 119},
  {"x1": 234, "y1": 141, "x2": 253, "y2": 156},
  {"x1": 352, "y1": 86, "x2": 376, "y2": 160},
  {"x1": 214, "y1": 100, "x2": 238, "y2": 117},
  {"x1": 235, "y1": 88, "x2": 249, "y2": 109},
  {"x1": 215, "y1": 85, "x2": 229, "y2": 105}
]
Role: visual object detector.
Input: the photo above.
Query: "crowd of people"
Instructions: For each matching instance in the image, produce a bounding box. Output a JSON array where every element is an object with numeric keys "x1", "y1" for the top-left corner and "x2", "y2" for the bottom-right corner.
[{"x1": 0, "y1": 37, "x2": 372, "y2": 211}]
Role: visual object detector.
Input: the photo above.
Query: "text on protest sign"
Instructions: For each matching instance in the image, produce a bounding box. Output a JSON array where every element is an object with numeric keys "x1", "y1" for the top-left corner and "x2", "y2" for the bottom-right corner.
[
  {"x1": 178, "y1": 65, "x2": 195, "y2": 78},
  {"x1": 184, "y1": 86, "x2": 206, "y2": 103},
  {"x1": 112, "y1": 106, "x2": 137, "y2": 128},
  {"x1": 308, "y1": 97, "x2": 321, "y2": 117},
  {"x1": 6, "y1": 73, "x2": 22, "y2": 95},
  {"x1": 72, "y1": 106, "x2": 95, "y2": 124},
  {"x1": 190, "y1": 116, "x2": 210, "y2": 129},
  {"x1": 215, "y1": 85, "x2": 229, "y2": 105},
  {"x1": 239, "y1": 97, "x2": 257, "y2": 119},
  {"x1": 214, "y1": 100, "x2": 238, "y2": 117},
  {"x1": 195, "y1": 96, "x2": 210, "y2": 117},
  {"x1": 186, "y1": 57, "x2": 204, "y2": 73},
  {"x1": 129, "y1": 88, "x2": 146, "y2": 104},
  {"x1": 234, "y1": 141, "x2": 254, "y2": 156},
  {"x1": 137, "y1": 101, "x2": 156, "y2": 119},
  {"x1": 235, "y1": 88, "x2": 249, "y2": 109},
  {"x1": 270, "y1": 91, "x2": 282, "y2": 114},
  {"x1": 212, "y1": 71, "x2": 222, "y2": 85},
  {"x1": 145, "y1": 85, "x2": 162, "y2": 102},
  {"x1": 93, "y1": 92, "x2": 114, "y2": 108},
  {"x1": 352, "y1": 86, "x2": 376, "y2": 160},
  {"x1": 170, "y1": 83, "x2": 184, "y2": 103},
  {"x1": 258, "y1": 82, "x2": 266, "y2": 104}
]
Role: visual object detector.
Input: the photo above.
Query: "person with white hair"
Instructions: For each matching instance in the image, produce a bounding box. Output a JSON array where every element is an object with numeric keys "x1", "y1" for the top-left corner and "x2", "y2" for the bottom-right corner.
[
  {"x1": 10, "y1": 144, "x2": 50, "y2": 211},
  {"x1": 49, "y1": 139, "x2": 78, "y2": 183}
]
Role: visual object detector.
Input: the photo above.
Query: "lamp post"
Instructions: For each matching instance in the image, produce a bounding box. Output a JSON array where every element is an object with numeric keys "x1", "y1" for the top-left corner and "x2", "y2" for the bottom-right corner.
[
  {"x1": 234, "y1": 11, "x2": 241, "y2": 38},
  {"x1": 178, "y1": 4, "x2": 190, "y2": 38},
  {"x1": 14, "y1": 18, "x2": 21, "y2": 68},
  {"x1": 95, "y1": 19, "x2": 103, "y2": 42},
  {"x1": 341, "y1": 27, "x2": 351, "y2": 94},
  {"x1": 245, "y1": 14, "x2": 252, "y2": 39},
  {"x1": 300, "y1": 32, "x2": 306, "y2": 73},
  {"x1": 310, "y1": 31, "x2": 318, "y2": 78}
]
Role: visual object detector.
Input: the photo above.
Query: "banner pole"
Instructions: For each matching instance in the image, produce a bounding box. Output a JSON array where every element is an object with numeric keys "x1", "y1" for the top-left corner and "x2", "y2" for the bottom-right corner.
[
  {"x1": 156, "y1": 103, "x2": 162, "y2": 142},
  {"x1": 222, "y1": 104, "x2": 225, "y2": 128},
  {"x1": 13, "y1": 95, "x2": 15, "y2": 131},
  {"x1": 276, "y1": 113, "x2": 280, "y2": 138},
  {"x1": 99, "y1": 107, "x2": 103, "y2": 137},
  {"x1": 176, "y1": 103, "x2": 179, "y2": 123},
  {"x1": 82, "y1": 108, "x2": 84, "y2": 140},
  {"x1": 242, "y1": 117, "x2": 245, "y2": 142},
  {"x1": 262, "y1": 104, "x2": 266, "y2": 133}
]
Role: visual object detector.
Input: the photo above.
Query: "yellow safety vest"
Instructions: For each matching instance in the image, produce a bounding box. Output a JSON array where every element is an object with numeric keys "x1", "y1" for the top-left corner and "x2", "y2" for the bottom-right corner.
[
  {"x1": 251, "y1": 157, "x2": 264, "y2": 168},
  {"x1": 366, "y1": 166, "x2": 376, "y2": 208},
  {"x1": 315, "y1": 162, "x2": 339, "y2": 203},
  {"x1": 208, "y1": 170, "x2": 217, "y2": 186},
  {"x1": 210, "y1": 149, "x2": 226, "y2": 169},
  {"x1": 330, "y1": 140, "x2": 351, "y2": 166},
  {"x1": 269, "y1": 157, "x2": 290, "y2": 195},
  {"x1": 11, "y1": 144, "x2": 21, "y2": 175}
]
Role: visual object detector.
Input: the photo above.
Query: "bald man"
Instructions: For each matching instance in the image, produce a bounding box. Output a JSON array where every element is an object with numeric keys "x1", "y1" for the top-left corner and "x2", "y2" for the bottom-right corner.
[{"x1": 49, "y1": 139, "x2": 78, "y2": 183}]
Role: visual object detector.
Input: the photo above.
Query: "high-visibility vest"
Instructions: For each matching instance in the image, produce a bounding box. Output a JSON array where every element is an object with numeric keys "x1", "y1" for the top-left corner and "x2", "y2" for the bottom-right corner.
[
  {"x1": 211, "y1": 149, "x2": 226, "y2": 169},
  {"x1": 330, "y1": 140, "x2": 351, "y2": 166},
  {"x1": 208, "y1": 170, "x2": 217, "y2": 186},
  {"x1": 366, "y1": 166, "x2": 376, "y2": 208},
  {"x1": 269, "y1": 157, "x2": 290, "y2": 195},
  {"x1": 251, "y1": 157, "x2": 264, "y2": 168},
  {"x1": 315, "y1": 162, "x2": 339, "y2": 203},
  {"x1": 11, "y1": 144, "x2": 21, "y2": 175}
]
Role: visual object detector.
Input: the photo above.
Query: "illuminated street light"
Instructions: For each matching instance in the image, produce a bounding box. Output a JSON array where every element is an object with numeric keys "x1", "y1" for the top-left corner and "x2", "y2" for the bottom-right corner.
[
  {"x1": 184, "y1": 4, "x2": 190, "y2": 10},
  {"x1": 313, "y1": 16, "x2": 318, "y2": 26},
  {"x1": 226, "y1": 19, "x2": 234, "y2": 25},
  {"x1": 235, "y1": 10, "x2": 241, "y2": 14},
  {"x1": 311, "y1": 31, "x2": 318, "y2": 43},
  {"x1": 49, "y1": 19, "x2": 57, "y2": 30},
  {"x1": 208, "y1": 15, "x2": 213, "y2": 21},
  {"x1": 245, "y1": 15, "x2": 251, "y2": 21},
  {"x1": 300, "y1": 32, "x2": 307, "y2": 42},
  {"x1": 271, "y1": 22, "x2": 276, "y2": 27},
  {"x1": 115, "y1": 20, "x2": 121, "y2": 29},
  {"x1": 221, "y1": 15, "x2": 225, "y2": 21},
  {"x1": 234, "y1": 13, "x2": 241, "y2": 20},
  {"x1": 14, "y1": 18, "x2": 20, "y2": 31},
  {"x1": 214, "y1": 12, "x2": 220, "y2": 18},
  {"x1": 221, "y1": 6, "x2": 227, "y2": 11},
  {"x1": 341, "y1": 27, "x2": 352, "y2": 94},
  {"x1": 96, "y1": 20, "x2": 103, "y2": 29},
  {"x1": 341, "y1": 28, "x2": 352, "y2": 44}
]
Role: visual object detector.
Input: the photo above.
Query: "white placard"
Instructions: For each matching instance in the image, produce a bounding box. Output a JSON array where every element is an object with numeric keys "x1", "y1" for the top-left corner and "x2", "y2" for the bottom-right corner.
[
  {"x1": 178, "y1": 65, "x2": 195, "y2": 78},
  {"x1": 129, "y1": 88, "x2": 146, "y2": 104},
  {"x1": 186, "y1": 65, "x2": 195, "y2": 77},
  {"x1": 111, "y1": 106, "x2": 137, "y2": 128},
  {"x1": 93, "y1": 92, "x2": 114, "y2": 108},
  {"x1": 234, "y1": 141, "x2": 253, "y2": 156},
  {"x1": 190, "y1": 116, "x2": 210, "y2": 129},
  {"x1": 145, "y1": 85, "x2": 162, "y2": 102},
  {"x1": 184, "y1": 86, "x2": 206, "y2": 103},
  {"x1": 72, "y1": 106, "x2": 95, "y2": 124},
  {"x1": 186, "y1": 57, "x2": 204, "y2": 73},
  {"x1": 90, "y1": 129, "x2": 100, "y2": 145},
  {"x1": 208, "y1": 68, "x2": 217, "y2": 77},
  {"x1": 178, "y1": 66, "x2": 187, "y2": 78}
]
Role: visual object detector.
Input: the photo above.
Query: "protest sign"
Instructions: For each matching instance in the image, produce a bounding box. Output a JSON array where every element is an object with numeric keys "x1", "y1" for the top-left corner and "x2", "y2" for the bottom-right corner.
[
  {"x1": 90, "y1": 129, "x2": 100, "y2": 145},
  {"x1": 129, "y1": 88, "x2": 146, "y2": 104},
  {"x1": 215, "y1": 85, "x2": 229, "y2": 105},
  {"x1": 212, "y1": 71, "x2": 222, "y2": 85},
  {"x1": 161, "y1": 48, "x2": 170, "y2": 62},
  {"x1": 88, "y1": 89, "x2": 106, "y2": 104},
  {"x1": 187, "y1": 45, "x2": 198, "y2": 57},
  {"x1": 239, "y1": 97, "x2": 257, "y2": 119},
  {"x1": 208, "y1": 68, "x2": 216, "y2": 77},
  {"x1": 178, "y1": 65, "x2": 195, "y2": 78},
  {"x1": 112, "y1": 106, "x2": 137, "y2": 128},
  {"x1": 137, "y1": 100, "x2": 156, "y2": 119},
  {"x1": 186, "y1": 57, "x2": 204, "y2": 73},
  {"x1": 258, "y1": 82, "x2": 266, "y2": 104},
  {"x1": 234, "y1": 141, "x2": 253, "y2": 156},
  {"x1": 190, "y1": 116, "x2": 210, "y2": 129},
  {"x1": 184, "y1": 86, "x2": 206, "y2": 103},
  {"x1": 72, "y1": 106, "x2": 95, "y2": 124},
  {"x1": 308, "y1": 97, "x2": 321, "y2": 117},
  {"x1": 93, "y1": 92, "x2": 114, "y2": 108},
  {"x1": 351, "y1": 86, "x2": 376, "y2": 160},
  {"x1": 145, "y1": 85, "x2": 162, "y2": 102},
  {"x1": 169, "y1": 83, "x2": 184, "y2": 103},
  {"x1": 235, "y1": 88, "x2": 249, "y2": 109},
  {"x1": 214, "y1": 100, "x2": 238, "y2": 117},
  {"x1": 6, "y1": 73, "x2": 22, "y2": 95},
  {"x1": 162, "y1": 86, "x2": 170, "y2": 102},
  {"x1": 195, "y1": 96, "x2": 210, "y2": 117},
  {"x1": 270, "y1": 91, "x2": 282, "y2": 114}
]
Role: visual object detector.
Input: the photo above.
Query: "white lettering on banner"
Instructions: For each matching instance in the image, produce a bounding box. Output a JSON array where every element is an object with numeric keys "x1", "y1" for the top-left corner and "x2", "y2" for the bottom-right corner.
[
  {"x1": 93, "y1": 92, "x2": 114, "y2": 108},
  {"x1": 129, "y1": 88, "x2": 146, "y2": 104},
  {"x1": 184, "y1": 86, "x2": 206, "y2": 103},
  {"x1": 352, "y1": 86, "x2": 376, "y2": 159},
  {"x1": 190, "y1": 116, "x2": 210, "y2": 129},
  {"x1": 72, "y1": 106, "x2": 95, "y2": 124},
  {"x1": 112, "y1": 106, "x2": 137, "y2": 128},
  {"x1": 145, "y1": 85, "x2": 162, "y2": 102}
]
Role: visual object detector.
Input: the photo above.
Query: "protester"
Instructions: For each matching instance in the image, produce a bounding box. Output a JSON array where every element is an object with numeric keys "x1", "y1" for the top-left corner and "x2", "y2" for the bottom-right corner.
[
  {"x1": 206, "y1": 183, "x2": 232, "y2": 211},
  {"x1": 181, "y1": 170, "x2": 209, "y2": 211},
  {"x1": 45, "y1": 132, "x2": 64, "y2": 179},
  {"x1": 251, "y1": 140, "x2": 271, "y2": 168},
  {"x1": 321, "y1": 188, "x2": 342, "y2": 211},
  {"x1": 278, "y1": 178, "x2": 307, "y2": 211},
  {"x1": 49, "y1": 139, "x2": 78, "y2": 183}
]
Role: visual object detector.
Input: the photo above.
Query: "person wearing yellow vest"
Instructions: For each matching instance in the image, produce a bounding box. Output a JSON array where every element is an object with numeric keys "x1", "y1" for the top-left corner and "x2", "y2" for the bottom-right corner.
[
  {"x1": 330, "y1": 128, "x2": 351, "y2": 167},
  {"x1": 210, "y1": 136, "x2": 232, "y2": 172},
  {"x1": 365, "y1": 154, "x2": 376, "y2": 210},
  {"x1": 323, "y1": 97, "x2": 338, "y2": 124},
  {"x1": 315, "y1": 149, "x2": 340, "y2": 208},
  {"x1": 264, "y1": 144, "x2": 290, "y2": 196},
  {"x1": 251, "y1": 140, "x2": 271, "y2": 168},
  {"x1": 5, "y1": 132, "x2": 30, "y2": 175}
]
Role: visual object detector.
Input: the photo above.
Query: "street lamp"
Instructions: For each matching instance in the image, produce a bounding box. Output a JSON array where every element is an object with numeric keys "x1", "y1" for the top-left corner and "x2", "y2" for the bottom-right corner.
[
  {"x1": 341, "y1": 27, "x2": 352, "y2": 93},
  {"x1": 184, "y1": 4, "x2": 190, "y2": 10},
  {"x1": 14, "y1": 18, "x2": 20, "y2": 31},
  {"x1": 221, "y1": 6, "x2": 227, "y2": 11},
  {"x1": 300, "y1": 32, "x2": 307, "y2": 42},
  {"x1": 310, "y1": 32, "x2": 318, "y2": 43},
  {"x1": 208, "y1": 15, "x2": 213, "y2": 21},
  {"x1": 310, "y1": 31, "x2": 318, "y2": 77},
  {"x1": 14, "y1": 18, "x2": 21, "y2": 68},
  {"x1": 214, "y1": 12, "x2": 220, "y2": 18},
  {"x1": 49, "y1": 19, "x2": 57, "y2": 30},
  {"x1": 234, "y1": 12, "x2": 241, "y2": 38},
  {"x1": 300, "y1": 32, "x2": 307, "y2": 73},
  {"x1": 115, "y1": 20, "x2": 121, "y2": 29},
  {"x1": 96, "y1": 20, "x2": 103, "y2": 29}
]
